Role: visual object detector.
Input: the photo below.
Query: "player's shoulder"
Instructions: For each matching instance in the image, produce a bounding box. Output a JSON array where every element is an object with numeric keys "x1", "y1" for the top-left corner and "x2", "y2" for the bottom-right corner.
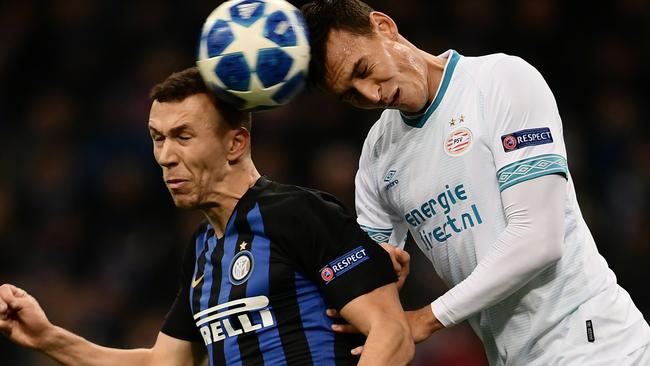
[
  {"x1": 458, "y1": 52, "x2": 513, "y2": 72},
  {"x1": 459, "y1": 52, "x2": 541, "y2": 89},
  {"x1": 257, "y1": 179, "x2": 348, "y2": 217}
]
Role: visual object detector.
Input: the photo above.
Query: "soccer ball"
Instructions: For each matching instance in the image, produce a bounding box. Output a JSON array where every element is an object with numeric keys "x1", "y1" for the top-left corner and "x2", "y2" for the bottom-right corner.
[{"x1": 197, "y1": 0, "x2": 310, "y2": 111}]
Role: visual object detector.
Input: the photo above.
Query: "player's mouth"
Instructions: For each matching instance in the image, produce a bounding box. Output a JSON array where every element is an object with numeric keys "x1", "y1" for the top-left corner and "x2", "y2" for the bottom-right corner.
[
  {"x1": 166, "y1": 178, "x2": 189, "y2": 190},
  {"x1": 388, "y1": 88, "x2": 400, "y2": 108}
]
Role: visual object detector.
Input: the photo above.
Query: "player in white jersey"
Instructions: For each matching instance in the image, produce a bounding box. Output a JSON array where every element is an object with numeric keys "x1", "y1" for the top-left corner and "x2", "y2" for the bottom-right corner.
[{"x1": 301, "y1": 0, "x2": 650, "y2": 364}]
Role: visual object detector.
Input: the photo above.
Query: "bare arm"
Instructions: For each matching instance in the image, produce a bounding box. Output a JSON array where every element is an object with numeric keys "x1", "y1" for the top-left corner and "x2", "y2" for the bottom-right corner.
[
  {"x1": 0, "y1": 284, "x2": 205, "y2": 366},
  {"x1": 40, "y1": 329, "x2": 205, "y2": 366},
  {"x1": 339, "y1": 283, "x2": 414, "y2": 366}
]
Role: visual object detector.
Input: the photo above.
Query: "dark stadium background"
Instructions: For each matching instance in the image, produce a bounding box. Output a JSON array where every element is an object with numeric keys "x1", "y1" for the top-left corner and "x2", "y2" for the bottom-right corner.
[{"x1": 0, "y1": 0, "x2": 648, "y2": 364}]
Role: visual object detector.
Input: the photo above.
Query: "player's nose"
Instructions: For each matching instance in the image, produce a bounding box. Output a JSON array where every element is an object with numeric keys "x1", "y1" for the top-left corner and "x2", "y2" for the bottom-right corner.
[
  {"x1": 156, "y1": 141, "x2": 179, "y2": 168},
  {"x1": 353, "y1": 80, "x2": 381, "y2": 106}
]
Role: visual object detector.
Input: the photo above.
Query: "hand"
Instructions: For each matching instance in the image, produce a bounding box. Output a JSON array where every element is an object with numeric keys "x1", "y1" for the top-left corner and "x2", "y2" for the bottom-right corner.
[
  {"x1": 328, "y1": 307, "x2": 441, "y2": 345},
  {"x1": 324, "y1": 309, "x2": 365, "y2": 357},
  {"x1": 406, "y1": 305, "x2": 445, "y2": 343},
  {"x1": 326, "y1": 309, "x2": 360, "y2": 334},
  {"x1": 323, "y1": 310, "x2": 369, "y2": 356},
  {"x1": 0, "y1": 284, "x2": 55, "y2": 350},
  {"x1": 379, "y1": 243, "x2": 410, "y2": 290}
]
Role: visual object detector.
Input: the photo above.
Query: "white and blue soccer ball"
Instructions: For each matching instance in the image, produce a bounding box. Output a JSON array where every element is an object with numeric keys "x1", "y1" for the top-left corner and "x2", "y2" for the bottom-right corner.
[{"x1": 197, "y1": 0, "x2": 310, "y2": 111}]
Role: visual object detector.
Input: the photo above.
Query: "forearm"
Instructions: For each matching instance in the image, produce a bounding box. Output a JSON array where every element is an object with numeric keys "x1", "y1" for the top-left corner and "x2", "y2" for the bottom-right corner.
[
  {"x1": 0, "y1": 285, "x2": 192, "y2": 366},
  {"x1": 432, "y1": 175, "x2": 566, "y2": 326},
  {"x1": 432, "y1": 228, "x2": 555, "y2": 326},
  {"x1": 358, "y1": 320, "x2": 414, "y2": 366},
  {"x1": 41, "y1": 326, "x2": 153, "y2": 366},
  {"x1": 339, "y1": 283, "x2": 414, "y2": 365}
]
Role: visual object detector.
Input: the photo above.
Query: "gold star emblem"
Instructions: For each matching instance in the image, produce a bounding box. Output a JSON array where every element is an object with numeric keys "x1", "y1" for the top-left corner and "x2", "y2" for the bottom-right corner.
[
  {"x1": 239, "y1": 241, "x2": 248, "y2": 251},
  {"x1": 449, "y1": 118, "x2": 456, "y2": 126},
  {"x1": 459, "y1": 114, "x2": 465, "y2": 123}
]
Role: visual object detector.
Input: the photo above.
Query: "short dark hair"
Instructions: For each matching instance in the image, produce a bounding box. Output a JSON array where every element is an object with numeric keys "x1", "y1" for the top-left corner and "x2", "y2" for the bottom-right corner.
[
  {"x1": 149, "y1": 67, "x2": 251, "y2": 130},
  {"x1": 301, "y1": 0, "x2": 375, "y2": 89}
]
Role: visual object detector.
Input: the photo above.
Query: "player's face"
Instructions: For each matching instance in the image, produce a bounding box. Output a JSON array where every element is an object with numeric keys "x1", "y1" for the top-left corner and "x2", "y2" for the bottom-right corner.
[
  {"x1": 324, "y1": 22, "x2": 430, "y2": 114},
  {"x1": 148, "y1": 94, "x2": 230, "y2": 209}
]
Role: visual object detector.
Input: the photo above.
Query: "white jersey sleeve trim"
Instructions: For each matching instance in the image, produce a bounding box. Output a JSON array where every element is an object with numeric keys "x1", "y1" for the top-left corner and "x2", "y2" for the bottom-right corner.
[
  {"x1": 359, "y1": 225, "x2": 393, "y2": 243},
  {"x1": 496, "y1": 153, "x2": 568, "y2": 192}
]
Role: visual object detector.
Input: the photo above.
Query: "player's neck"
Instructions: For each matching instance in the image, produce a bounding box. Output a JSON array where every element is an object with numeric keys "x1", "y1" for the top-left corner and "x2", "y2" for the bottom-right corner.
[
  {"x1": 398, "y1": 42, "x2": 446, "y2": 117},
  {"x1": 201, "y1": 161, "x2": 260, "y2": 238},
  {"x1": 425, "y1": 52, "x2": 447, "y2": 107}
]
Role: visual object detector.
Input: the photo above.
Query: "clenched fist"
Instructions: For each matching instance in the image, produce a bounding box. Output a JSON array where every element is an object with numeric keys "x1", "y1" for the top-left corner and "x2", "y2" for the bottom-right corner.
[{"x1": 0, "y1": 284, "x2": 55, "y2": 350}]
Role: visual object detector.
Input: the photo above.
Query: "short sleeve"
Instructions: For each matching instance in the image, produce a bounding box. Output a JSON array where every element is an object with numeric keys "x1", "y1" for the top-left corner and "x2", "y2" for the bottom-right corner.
[
  {"x1": 160, "y1": 235, "x2": 202, "y2": 342},
  {"x1": 485, "y1": 56, "x2": 569, "y2": 192},
  {"x1": 355, "y1": 135, "x2": 408, "y2": 249},
  {"x1": 273, "y1": 191, "x2": 397, "y2": 310}
]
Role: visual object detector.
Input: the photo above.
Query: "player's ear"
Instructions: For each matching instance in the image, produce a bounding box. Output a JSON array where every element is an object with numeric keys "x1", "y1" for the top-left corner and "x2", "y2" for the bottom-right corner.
[
  {"x1": 226, "y1": 127, "x2": 250, "y2": 162},
  {"x1": 370, "y1": 11, "x2": 398, "y2": 40}
]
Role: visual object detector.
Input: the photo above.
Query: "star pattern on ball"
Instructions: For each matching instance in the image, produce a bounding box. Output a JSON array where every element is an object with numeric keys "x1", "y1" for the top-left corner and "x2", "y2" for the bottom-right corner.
[
  {"x1": 279, "y1": 45, "x2": 308, "y2": 82},
  {"x1": 230, "y1": 74, "x2": 283, "y2": 109},
  {"x1": 222, "y1": 18, "x2": 279, "y2": 70},
  {"x1": 197, "y1": 1, "x2": 311, "y2": 110}
]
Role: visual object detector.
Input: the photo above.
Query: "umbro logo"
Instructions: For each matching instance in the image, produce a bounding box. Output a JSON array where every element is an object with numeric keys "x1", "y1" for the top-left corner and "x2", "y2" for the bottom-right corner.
[
  {"x1": 383, "y1": 169, "x2": 399, "y2": 190},
  {"x1": 383, "y1": 169, "x2": 397, "y2": 182}
]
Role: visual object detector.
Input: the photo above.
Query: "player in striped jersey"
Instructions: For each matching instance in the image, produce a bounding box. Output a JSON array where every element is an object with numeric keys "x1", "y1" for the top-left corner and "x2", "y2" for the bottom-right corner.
[
  {"x1": 0, "y1": 67, "x2": 414, "y2": 365},
  {"x1": 301, "y1": 0, "x2": 650, "y2": 365}
]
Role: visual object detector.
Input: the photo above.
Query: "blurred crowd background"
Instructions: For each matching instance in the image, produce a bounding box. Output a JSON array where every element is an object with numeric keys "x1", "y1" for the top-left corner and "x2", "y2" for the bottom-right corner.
[{"x1": 0, "y1": 0, "x2": 648, "y2": 364}]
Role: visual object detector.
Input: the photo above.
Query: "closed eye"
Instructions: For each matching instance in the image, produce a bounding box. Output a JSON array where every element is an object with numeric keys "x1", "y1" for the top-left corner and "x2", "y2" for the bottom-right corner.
[{"x1": 358, "y1": 64, "x2": 369, "y2": 78}]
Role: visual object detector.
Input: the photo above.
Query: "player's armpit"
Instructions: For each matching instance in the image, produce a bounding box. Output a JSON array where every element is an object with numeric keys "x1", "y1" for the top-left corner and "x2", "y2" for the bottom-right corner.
[{"x1": 339, "y1": 283, "x2": 414, "y2": 366}]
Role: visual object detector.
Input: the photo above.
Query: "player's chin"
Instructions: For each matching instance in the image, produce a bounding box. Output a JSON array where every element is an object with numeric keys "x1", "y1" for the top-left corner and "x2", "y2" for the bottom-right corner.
[
  {"x1": 403, "y1": 100, "x2": 428, "y2": 115},
  {"x1": 169, "y1": 193, "x2": 197, "y2": 210}
]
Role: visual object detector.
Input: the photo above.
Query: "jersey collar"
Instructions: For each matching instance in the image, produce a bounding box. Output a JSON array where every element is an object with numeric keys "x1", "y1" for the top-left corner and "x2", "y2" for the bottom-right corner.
[
  {"x1": 400, "y1": 49, "x2": 460, "y2": 128},
  {"x1": 207, "y1": 176, "x2": 268, "y2": 239}
]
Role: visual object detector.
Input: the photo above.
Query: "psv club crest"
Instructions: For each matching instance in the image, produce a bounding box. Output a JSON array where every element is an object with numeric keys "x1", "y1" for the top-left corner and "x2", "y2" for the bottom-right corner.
[{"x1": 445, "y1": 127, "x2": 473, "y2": 157}]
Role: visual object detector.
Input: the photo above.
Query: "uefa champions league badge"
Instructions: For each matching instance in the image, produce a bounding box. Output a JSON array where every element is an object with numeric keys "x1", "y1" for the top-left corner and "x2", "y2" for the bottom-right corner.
[
  {"x1": 320, "y1": 267, "x2": 335, "y2": 283},
  {"x1": 445, "y1": 127, "x2": 473, "y2": 157},
  {"x1": 229, "y1": 250, "x2": 254, "y2": 285}
]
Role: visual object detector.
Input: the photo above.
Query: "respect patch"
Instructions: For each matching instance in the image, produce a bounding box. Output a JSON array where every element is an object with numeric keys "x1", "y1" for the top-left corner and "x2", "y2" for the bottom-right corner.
[
  {"x1": 501, "y1": 127, "x2": 553, "y2": 152},
  {"x1": 319, "y1": 246, "x2": 369, "y2": 284}
]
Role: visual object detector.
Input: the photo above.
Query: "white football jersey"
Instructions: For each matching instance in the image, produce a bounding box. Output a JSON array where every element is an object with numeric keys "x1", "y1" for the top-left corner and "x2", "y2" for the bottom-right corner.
[{"x1": 356, "y1": 50, "x2": 650, "y2": 365}]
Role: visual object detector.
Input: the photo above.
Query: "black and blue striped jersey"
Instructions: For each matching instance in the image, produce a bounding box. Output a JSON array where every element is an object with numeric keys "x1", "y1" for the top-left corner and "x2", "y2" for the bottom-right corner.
[{"x1": 161, "y1": 177, "x2": 396, "y2": 365}]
